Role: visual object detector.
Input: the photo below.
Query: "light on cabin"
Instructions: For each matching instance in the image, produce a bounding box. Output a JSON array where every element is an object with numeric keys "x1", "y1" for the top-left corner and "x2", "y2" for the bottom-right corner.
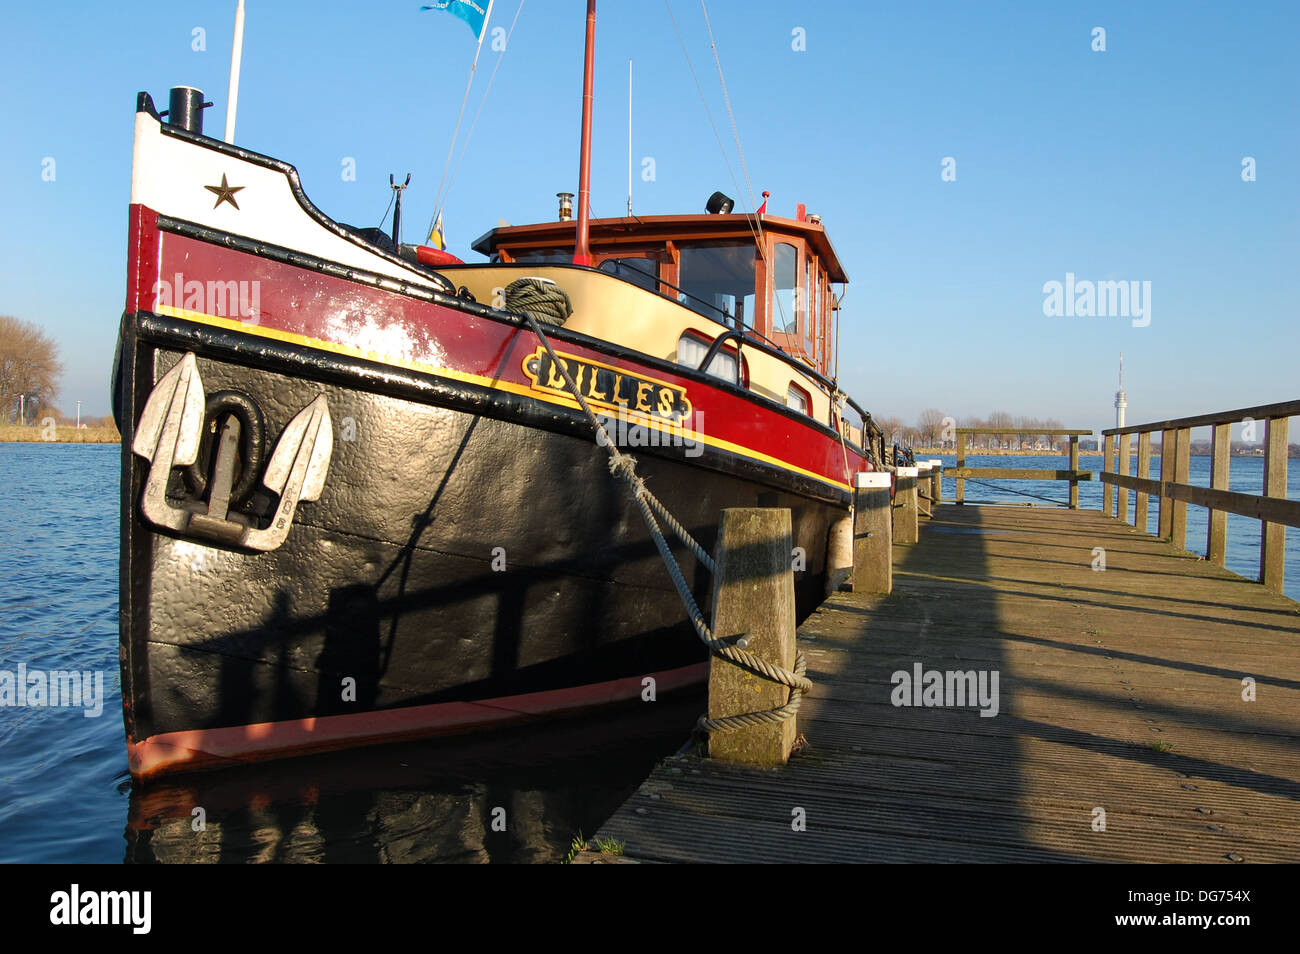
[
  {"x1": 705, "y1": 191, "x2": 734, "y2": 214},
  {"x1": 557, "y1": 192, "x2": 574, "y2": 221}
]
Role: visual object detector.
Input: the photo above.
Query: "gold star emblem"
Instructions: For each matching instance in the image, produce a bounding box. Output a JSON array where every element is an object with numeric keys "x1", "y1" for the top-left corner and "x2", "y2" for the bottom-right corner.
[{"x1": 204, "y1": 174, "x2": 244, "y2": 210}]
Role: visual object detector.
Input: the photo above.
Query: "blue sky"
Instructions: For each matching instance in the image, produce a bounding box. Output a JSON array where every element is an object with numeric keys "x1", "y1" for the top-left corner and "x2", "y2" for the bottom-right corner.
[{"x1": 1, "y1": 0, "x2": 1296, "y2": 430}]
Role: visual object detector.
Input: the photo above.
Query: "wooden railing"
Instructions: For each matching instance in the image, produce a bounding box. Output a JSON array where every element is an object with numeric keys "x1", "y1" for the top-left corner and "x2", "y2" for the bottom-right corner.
[
  {"x1": 1099, "y1": 401, "x2": 1298, "y2": 594},
  {"x1": 951, "y1": 427, "x2": 1094, "y2": 508}
]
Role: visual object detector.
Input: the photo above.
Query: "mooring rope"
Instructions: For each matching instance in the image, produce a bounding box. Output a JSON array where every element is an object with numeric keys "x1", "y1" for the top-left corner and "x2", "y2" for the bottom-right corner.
[
  {"x1": 505, "y1": 278, "x2": 573, "y2": 326},
  {"x1": 517, "y1": 310, "x2": 813, "y2": 732}
]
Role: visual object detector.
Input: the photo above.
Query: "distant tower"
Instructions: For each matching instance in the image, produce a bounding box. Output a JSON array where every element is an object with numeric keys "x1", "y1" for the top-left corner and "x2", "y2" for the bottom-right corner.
[{"x1": 1114, "y1": 354, "x2": 1128, "y2": 430}]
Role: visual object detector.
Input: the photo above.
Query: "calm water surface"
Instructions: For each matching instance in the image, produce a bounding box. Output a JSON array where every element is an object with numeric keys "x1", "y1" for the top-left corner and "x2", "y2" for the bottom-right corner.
[{"x1": 1, "y1": 445, "x2": 1295, "y2": 862}]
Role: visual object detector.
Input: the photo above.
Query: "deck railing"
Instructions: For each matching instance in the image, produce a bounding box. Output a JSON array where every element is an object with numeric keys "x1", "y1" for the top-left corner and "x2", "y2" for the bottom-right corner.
[
  {"x1": 951, "y1": 427, "x2": 1094, "y2": 508},
  {"x1": 1099, "y1": 401, "x2": 1298, "y2": 593}
]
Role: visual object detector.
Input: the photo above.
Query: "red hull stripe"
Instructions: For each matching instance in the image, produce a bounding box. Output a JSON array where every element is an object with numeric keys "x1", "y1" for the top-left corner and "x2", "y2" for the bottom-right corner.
[
  {"x1": 138, "y1": 210, "x2": 866, "y2": 491},
  {"x1": 127, "y1": 663, "x2": 709, "y2": 780}
]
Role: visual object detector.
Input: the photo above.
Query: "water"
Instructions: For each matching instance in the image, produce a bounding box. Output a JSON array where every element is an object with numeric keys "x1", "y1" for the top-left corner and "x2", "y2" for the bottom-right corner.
[
  {"x1": 0, "y1": 444, "x2": 701, "y2": 863},
  {"x1": 2, "y1": 446, "x2": 1295, "y2": 862},
  {"x1": 930, "y1": 454, "x2": 1300, "y2": 602}
]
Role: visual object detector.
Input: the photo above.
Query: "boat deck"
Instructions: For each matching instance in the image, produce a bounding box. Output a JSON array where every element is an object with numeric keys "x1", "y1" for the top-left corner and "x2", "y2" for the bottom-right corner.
[{"x1": 588, "y1": 504, "x2": 1300, "y2": 863}]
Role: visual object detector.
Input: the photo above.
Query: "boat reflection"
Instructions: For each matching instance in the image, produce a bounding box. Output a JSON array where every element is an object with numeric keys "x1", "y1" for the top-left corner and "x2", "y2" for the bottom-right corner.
[{"x1": 125, "y1": 691, "x2": 702, "y2": 863}]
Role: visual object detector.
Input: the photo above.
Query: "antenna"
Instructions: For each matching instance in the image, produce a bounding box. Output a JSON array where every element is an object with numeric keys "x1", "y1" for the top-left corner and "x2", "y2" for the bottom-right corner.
[
  {"x1": 224, "y1": 0, "x2": 246, "y2": 144},
  {"x1": 390, "y1": 174, "x2": 411, "y2": 248},
  {"x1": 627, "y1": 58, "x2": 633, "y2": 216}
]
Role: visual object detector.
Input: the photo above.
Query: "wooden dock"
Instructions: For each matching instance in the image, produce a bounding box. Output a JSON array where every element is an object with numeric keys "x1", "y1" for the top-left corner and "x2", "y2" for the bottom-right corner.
[{"x1": 588, "y1": 504, "x2": 1300, "y2": 863}]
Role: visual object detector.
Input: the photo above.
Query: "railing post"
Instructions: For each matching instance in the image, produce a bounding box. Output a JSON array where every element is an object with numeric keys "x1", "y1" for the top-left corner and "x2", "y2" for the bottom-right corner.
[
  {"x1": 1102, "y1": 433, "x2": 1115, "y2": 516},
  {"x1": 956, "y1": 435, "x2": 966, "y2": 505},
  {"x1": 1171, "y1": 427, "x2": 1191, "y2": 550},
  {"x1": 1208, "y1": 422, "x2": 1231, "y2": 566},
  {"x1": 1158, "y1": 428, "x2": 1174, "y2": 540},
  {"x1": 1068, "y1": 435, "x2": 1080, "y2": 509},
  {"x1": 893, "y1": 466, "x2": 919, "y2": 544},
  {"x1": 707, "y1": 508, "x2": 797, "y2": 766},
  {"x1": 850, "y1": 472, "x2": 892, "y2": 594},
  {"x1": 1135, "y1": 431, "x2": 1151, "y2": 532},
  {"x1": 928, "y1": 459, "x2": 943, "y2": 509},
  {"x1": 1117, "y1": 433, "x2": 1131, "y2": 522},
  {"x1": 916, "y1": 461, "x2": 933, "y2": 517},
  {"x1": 1262, "y1": 416, "x2": 1289, "y2": 594}
]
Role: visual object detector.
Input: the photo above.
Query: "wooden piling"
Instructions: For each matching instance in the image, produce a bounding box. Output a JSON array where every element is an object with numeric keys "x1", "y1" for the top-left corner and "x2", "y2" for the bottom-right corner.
[
  {"x1": 916, "y1": 462, "x2": 933, "y2": 517},
  {"x1": 893, "y1": 466, "x2": 919, "y2": 544},
  {"x1": 1158, "y1": 429, "x2": 1174, "y2": 540},
  {"x1": 707, "y1": 508, "x2": 797, "y2": 766},
  {"x1": 850, "y1": 472, "x2": 892, "y2": 594},
  {"x1": 825, "y1": 511, "x2": 854, "y2": 596},
  {"x1": 1135, "y1": 431, "x2": 1151, "y2": 531},
  {"x1": 927, "y1": 460, "x2": 943, "y2": 509},
  {"x1": 1116, "y1": 433, "x2": 1131, "y2": 522},
  {"x1": 1262, "y1": 416, "x2": 1289, "y2": 594},
  {"x1": 1171, "y1": 427, "x2": 1191, "y2": 549},
  {"x1": 1068, "y1": 435, "x2": 1080, "y2": 509},
  {"x1": 1208, "y1": 422, "x2": 1230, "y2": 566},
  {"x1": 1102, "y1": 433, "x2": 1115, "y2": 517}
]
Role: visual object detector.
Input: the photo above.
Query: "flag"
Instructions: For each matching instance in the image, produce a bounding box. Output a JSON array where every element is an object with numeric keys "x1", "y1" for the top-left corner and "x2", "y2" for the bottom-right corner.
[
  {"x1": 756, "y1": 190, "x2": 770, "y2": 215},
  {"x1": 420, "y1": 1, "x2": 492, "y2": 41},
  {"x1": 427, "y1": 211, "x2": 445, "y2": 250}
]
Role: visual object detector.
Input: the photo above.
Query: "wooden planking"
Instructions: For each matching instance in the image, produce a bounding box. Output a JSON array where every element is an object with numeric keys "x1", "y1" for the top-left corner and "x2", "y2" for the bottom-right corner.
[{"x1": 594, "y1": 505, "x2": 1300, "y2": 863}]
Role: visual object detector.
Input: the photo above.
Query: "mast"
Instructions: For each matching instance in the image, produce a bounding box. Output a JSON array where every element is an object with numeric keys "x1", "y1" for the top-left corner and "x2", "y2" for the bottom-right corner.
[
  {"x1": 224, "y1": 0, "x2": 246, "y2": 144},
  {"x1": 573, "y1": 0, "x2": 596, "y2": 265},
  {"x1": 627, "y1": 58, "x2": 633, "y2": 216}
]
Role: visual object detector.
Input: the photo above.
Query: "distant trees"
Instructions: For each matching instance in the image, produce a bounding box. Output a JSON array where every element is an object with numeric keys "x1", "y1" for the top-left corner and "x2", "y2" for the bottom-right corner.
[
  {"x1": 916, "y1": 408, "x2": 947, "y2": 447},
  {"x1": 878, "y1": 416, "x2": 904, "y2": 446},
  {"x1": 0, "y1": 316, "x2": 62, "y2": 424}
]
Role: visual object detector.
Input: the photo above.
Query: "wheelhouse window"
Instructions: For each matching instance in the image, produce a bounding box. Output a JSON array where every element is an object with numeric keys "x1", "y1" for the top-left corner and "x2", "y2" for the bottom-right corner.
[
  {"x1": 598, "y1": 256, "x2": 659, "y2": 292},
  {"x1": 678, "y1": 241, "x2": 757, "y2": 328},
  {"x1": 508, "y1": 247, "x2": 573, "y2": 264},
  {"x1": 772, "y1": 242, "x2": 798, "y2": 335},
  {"x1": 677, "y1": 332, "x2": 741, "y2": 386},
  {"x1": 786, "y1": 382, "x2": 810, "y2": 415}
]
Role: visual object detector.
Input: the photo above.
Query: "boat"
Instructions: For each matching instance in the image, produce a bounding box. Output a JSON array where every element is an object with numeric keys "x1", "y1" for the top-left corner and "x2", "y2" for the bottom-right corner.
[{"x1": 113, "y1": 4, "x2": 883, "y2": 780}]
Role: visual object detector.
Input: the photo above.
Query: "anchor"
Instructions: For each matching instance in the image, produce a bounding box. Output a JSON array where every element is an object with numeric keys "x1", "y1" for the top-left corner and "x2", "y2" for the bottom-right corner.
[{"x1": 132, "y1": 352, "x2": 334, "y2": 551}]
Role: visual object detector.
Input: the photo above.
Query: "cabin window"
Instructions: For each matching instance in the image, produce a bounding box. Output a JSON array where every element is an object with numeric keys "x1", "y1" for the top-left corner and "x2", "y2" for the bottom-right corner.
[
  {"x1": 598, "y1": 256, "x2": 659, "y2": 292},
  {"x1": 772, "y1": 243, "x2": 799, "y2": 335},
  {"x1": 786, "y1": 383, "x2": 810, "y2": 415},
  {"x1": 802, "y1": 256, "x2": 814, "y2": 355},
  {"x1": 509, "y1": 247, "x2": 573, "y2": 264},
  {"x1": 677, "y1": 332, "x2": 741, "y2": 386},
  {"x1": 678, "y1": 241, "x2": 756, "y2": 328}
]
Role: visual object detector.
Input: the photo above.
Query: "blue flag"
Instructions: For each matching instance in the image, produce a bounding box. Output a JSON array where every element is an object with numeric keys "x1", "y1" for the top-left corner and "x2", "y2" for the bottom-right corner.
[{"x1": 420, "y1": 1, "x2": 491, "y2": 40}]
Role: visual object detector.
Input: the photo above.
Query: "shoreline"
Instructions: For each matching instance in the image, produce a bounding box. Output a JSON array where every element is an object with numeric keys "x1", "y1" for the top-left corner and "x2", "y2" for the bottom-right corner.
[{"x1": 0, "y1": 426, "x2": 120, "y2": 444}]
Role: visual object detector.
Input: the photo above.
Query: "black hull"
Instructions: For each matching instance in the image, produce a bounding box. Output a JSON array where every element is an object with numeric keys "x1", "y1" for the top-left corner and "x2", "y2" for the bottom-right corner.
[{"x1": 118, "y1": 316, "x2": 844, "y2": 764}]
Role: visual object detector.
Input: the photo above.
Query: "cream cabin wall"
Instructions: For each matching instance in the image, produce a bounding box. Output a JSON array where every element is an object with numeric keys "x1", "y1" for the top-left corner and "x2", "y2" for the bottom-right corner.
[{"x1": 435, "y1": 264, "x2": 834, "y2": 428}]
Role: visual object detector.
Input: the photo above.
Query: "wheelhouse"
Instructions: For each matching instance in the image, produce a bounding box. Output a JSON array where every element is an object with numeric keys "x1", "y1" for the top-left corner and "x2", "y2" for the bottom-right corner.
[{"x1": 470, "y1": 209, "x2": 849, "y2": 380}]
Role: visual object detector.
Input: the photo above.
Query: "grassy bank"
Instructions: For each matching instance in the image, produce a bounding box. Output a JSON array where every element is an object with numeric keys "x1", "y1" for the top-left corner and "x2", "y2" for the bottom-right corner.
[{"x1": 0, "y1": 425, "x2": 120, "y2": 444}]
